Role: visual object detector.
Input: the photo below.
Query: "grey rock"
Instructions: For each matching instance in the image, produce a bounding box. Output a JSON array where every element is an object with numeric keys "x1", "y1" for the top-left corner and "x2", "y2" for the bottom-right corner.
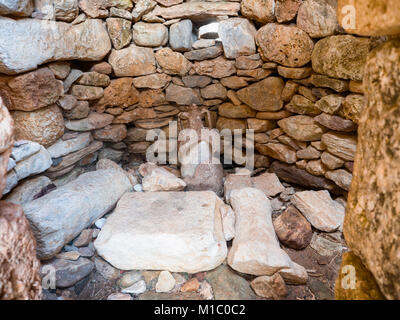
[{"x1": 169, "y1": 19, "x2": 194, "y2": 52}]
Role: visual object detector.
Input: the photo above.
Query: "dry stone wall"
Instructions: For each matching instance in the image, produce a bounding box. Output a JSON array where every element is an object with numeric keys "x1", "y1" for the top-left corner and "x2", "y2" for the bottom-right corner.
[{"x1": 0, "y1": 0, "x2": 370, "y2": 199}]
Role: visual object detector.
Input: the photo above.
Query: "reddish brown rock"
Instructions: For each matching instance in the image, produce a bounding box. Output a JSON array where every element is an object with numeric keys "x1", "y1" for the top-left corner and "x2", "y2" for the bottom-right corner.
[
  {"x1": 273, "y1": 205, "x2": 312, "y2": 250},
  {"x1": 219, "y1": 103, "x2": 256, "y2": 119},
  {"x1": 194, "y1": 56, "x2": 236, "y2": 79},
  {"x1": 95, "y1": 78, "x2": 140, "y2": 113},
  {"x1": 0, "y1": 201, "x2": 42, "y2": 300},
  {"x1": 113, "y1": 108, "x2": 157, "y2": 124},
  {"x1": 90, "y1": 62, "x2": 113, "y2": 75},
  {"x1": 138, "y1": 89, "x2": 167, "y2": 108},
  {"x1": 314, "y1": 113, "x2": 357, "y2": 132},
  {"x1": 0, "y1": 67, "x2": 63, "y2": 112},
  {"x1": 181, "y1": 278, "x2": 200, "y2": 293},
  {"x1": 240, "y1": 0, "x2": 275, "y2": 24},
  {"x1": 133, "y1": 74, "x2": 171, "y2": 90},
  {"x1": 93, "y1": 124, "x2": 127, "y2": 142},
  {"x1": 250, "y1": 274, "x2": 288, "y2": 299},
  {"x1": 220, "y1": 76, "x2": 248, "y2": 90},
  {"x1": 237, "y1": 77, "x2": 284, "y2": 112},
  {"x1": 275, "y1": 0, "x2": 303, "y2": 23},
  {"x1": 70, "y1": 85, "x2": 104, "y2": 101},
  {"x1": 278, "y1": 115, "x2": 327, "y2": 142},
  {"x1": 247, "y1": 118, "x2": 275, "y2": 133},
  {"x1": 12, "y1": 105, "x2": 64, "y2": 147},
  {"x1": 256, "y1": 23, "x2": 314, "y2": 67},
  {"x1": 256, "y1": 143, "x2": 297, "y2": 164},
  {"x1": 216, "y1": 117, "x2": 247, "y2": 132},
  {"x1": 155, "y1": 48, "x2": 192, "y2": 76}
]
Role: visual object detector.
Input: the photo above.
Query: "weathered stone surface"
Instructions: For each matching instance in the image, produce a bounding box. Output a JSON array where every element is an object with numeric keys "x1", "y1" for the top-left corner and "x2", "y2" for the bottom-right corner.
[
  {"x1": 12, "y1": 105, "x2": 64, "y2": 147},
  {"x1": 252, "y1": 172, "x2": 285, "y2": 197},
  {"x1": 325, "y1": 169, "x2": 352, "y2": 191},
  {"x1": 240, "y1": 0, "x2": 275, "y2": 24},
  {"x1": 90, "y1": 61, "x2": 113, "y2": 75},
  {"x1": 256, "y1": 143, "x2": 297, "y2": 164},
  {"x1": 297, "y1": 146, "x2": 321, "y2": 160},
  {"x1": 256, "y1": 23, "x2": 314, "y2": 67},
  {"x1": 321, "y1": 151, "x2": 344, "y2": 170},
  {"x1": 95, "y1": 191, "x2": 227, "y2": 272},
  {"x1": 0, "y1": 18, "x2": 111, "y2": 75},
  {"x1": 132, "y1": 22, "x2": 168, "y2": 47},
  {"x1": 79, "y1": 0, "x2": 132, "y2": 18},
  {"x1": 41, "y1": 257, "x2": 94, "y2": 288},
  {"x1": 0, "y1": 201, "x2": 42, "y2": 300},
  {"x1": 321, "y1": 132, "x2": 357, "y2": 161},
  {"x1": 247, "y1": 118, "x2": 275, "y2": 133},
  {"x1": 314, "y1": 113, "x2": 357, "y2": 132},
  {"x1": 270, "y1": 161, "x2": 341, "y2": 193},
  {"x1": 132, "y1": 0, "x2": 156, "y2": 21},
  {"x1": 155, "y1": 48, "x2": 192, "y2": 76},
  {"x1": 277, "y1": 66, "x2": 312, "y2": 80},
  {"x1": 93, "y1": 124, "x2": 127, "y2": 142},
  {"x1": 250, "y1": 274, "x2": 288, "y2": 299},
  {"x1": 54, "y1": 0, "x2": 79, "y2": 22},
  {"x1": 337, "y1": 0, "x2": 400, "y2": 36},
  {"x1": 200, "y1": 83, "x2": 226, "y2": 100},
  {"x1": 275, "y1": 0, "x2": 302, "y2": 23},
  {"x1": 133, "y1": 74, "x2": 171, "y2": 90},
  {"x1": 315, "y1": 95, "x2": 344, "y2": 114},
  {"x1": 142, "y1": 167, "x2": 186, "y2": 191},
  {"x1": 106, "y1": 18, "x2": 132, "y2": 50},
  {"x1": 152, "y1": 2, "x2": 240, "y2": 20},
  {"x1": 48, "y1": 133, "x2": 92, "y2": 159},
  {"x1": 278, "y1": 115, "x2": 327, "y2": 142},
  {"x1": 291, "y1": 190, "x2": 345, "y2": 232},
  {"x1": 228, "y1": 188, "x2": 306, "y2": 277},
  {"x1": 169, "y1": 19, "x2": 194, "y2": 52},
  {"x1": 109, "y1": 45, "x2": 156, "y2": 77},
  {"x1": 48, "y1": 61, "x2": 71, "y2": 80},
  {"x1": 165, "y1": 84, "x2": 201, "y2": 105},
  {"x1": 0, "y1": 67, "x2": 63, "y2": 112},
  {"x1": 71, "y1": 85, "x2": 104, "y2": 100},
  {"x1": 235, "y1": 54, "x2": 262, "y2": 70},
  {"x1": 297, "y1": 0, "x2": 338, "y2": 38},
  {"x1": 310, "y1": 74, "x2": 349, "y2": 92},
  {"x1": 220, "y1": 76, "x2": 248, "y2": 89},
  {"x1": 95, "y1": 78, "x2": 140, "y2": 112},
  {"x1": 23, "y1": 169, "x2": 132, "y2": 259},
  {"x1": 0, "y1": 0, "x2": 33, "y2": 17},
  {"x1": 194, "y1": 56, "x2": 236, "y2": 79},
  {"x1": 65, "y1": 112, "x2": 113, "y2": 131},
  {"x1": 4, "y1": 176, "x2": 51, "y2": 205},
  {"x1": 312, "y1": 35, "x2": 371, "y2": 81},
  {"x1": 184, "y1": 45, "x2": 223, "y2": 61},
  {"x1": 335, "y1": 252, "x2": 385, "y2": 300},
  {"x1": 341, "y1": 94, "x2": 365, "y2": 124},
  {"x1": 237, "y1": 77, "x2": 284, "y2": 112},
  {"x1": 182, "y1": 75, "x2": 211, "y2": 88},
  {"x1": 218, "y1": 18, "x2": 256, "y2": 59},
  {"x1": 285, "y1": 95, "x2": 321, "y2": 116},
  {"x1": 273, "y1": 205, "x2": 312, "y2": 250}
]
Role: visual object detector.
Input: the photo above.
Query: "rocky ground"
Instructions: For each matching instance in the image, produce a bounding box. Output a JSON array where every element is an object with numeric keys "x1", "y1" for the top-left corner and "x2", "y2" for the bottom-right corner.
[{"x1": 40, "y1": 162, "x2": 346, "y2": 301}]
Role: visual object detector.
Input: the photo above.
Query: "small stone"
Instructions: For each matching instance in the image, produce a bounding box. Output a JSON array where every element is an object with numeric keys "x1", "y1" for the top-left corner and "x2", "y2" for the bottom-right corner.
[
  {"x1": 181, "y1": 278, "x2": 200, "y2": 293},
  {"x1": 310, "y1": 233, "x2": 343, "y2": 257},
  {"x1": 273, "y1": 205, "x2": 312, "y2": 250},
  {"x1": 169, "y1": 19, "x2": 194, "y2": 52},
  {"x1": 107, "y1": 293, "x2": 132, "y2": 300},
  {"x1": 121, "y1": 280, "x2": 147, "y2": 295},
  {"x1": 132, "y1": 22, "x2": 168, "y2": 47},
  {"x1": 252, "y1": 172, "x2": 285, "y2": 197},
  {"x1": 73, "y1": 229, "x2": 93, "y2": 247},
  {"x1": 118, "y1": 271, "x2": 144, "y2": 288},
  {"x1": 95, "y1": 218, "x2": 107, "y2": 229},
  {"x1": 325, "y1": 169, "x2": 352, "y2": 191},
  {"x1": 56, "y1": 251, "x2": 81, "y2": 261},
  {"x1": 94, "y1": 257, "x2": 120, "y2": 281},
  {"x1": 278, "y1": 115, "x2": 327, "y2": 142},
  {"x1": 250, "y1": 274, "x2": 288, "y2": 299},
  {"x1": 291, "y1": 190, "x2": 345, "y2": 232},
  {"x1": 156, "y1": 271, "x2": 176, "y2": 293},
  {"x1": 199, "y1": 281, "x2": 213, "y2": 300}
]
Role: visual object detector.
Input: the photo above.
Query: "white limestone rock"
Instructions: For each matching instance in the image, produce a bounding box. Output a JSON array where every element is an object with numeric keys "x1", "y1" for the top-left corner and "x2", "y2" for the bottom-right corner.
[
  {"x1": 94, "y1": 191, "x2": 227, "y2": 272},
  {"x1": 22, "y1": 169, "x2": 132, "y2": 259}
]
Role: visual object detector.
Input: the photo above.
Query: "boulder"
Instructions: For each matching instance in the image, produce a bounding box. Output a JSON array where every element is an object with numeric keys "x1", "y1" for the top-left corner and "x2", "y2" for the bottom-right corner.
[
  {"x1": 0, "y1": 67, "x2": 63, "y2": 112},
  {"x1": 22, "y1": 169, "x2": 132, "y2": 259},
  {"x1": 228, "y1": 188, "x2": 306, "y2": 277},
  {"x1": 342, "y1": 40, "x2": 400, "y2": 299},
  {"x1": 312, "y1": 35, "x2": 371, "y2": 81},
  {"x1": 155, "y1": 48, "x2": 192, "y2": 76},
  {"x1": 169, "y1": 19, "x2": 194, "y2": 52},
  {"x1": 218, "y1": 18, "x2": 257, "y2": 59},
  {"x1": 278, "y1": 115, "x2": 327, "y2": 142},
  {"x1": 142, "y1": 167, "x2": 186, "y2": 191},
  {"x1": 291, "y1": 190, "x2": 345, "y2": 232},
  {"x1": 297, "y1": 0, "x2": 338, "y2": 38},
  {"x1": 151, "y1": 2, "x2": 240, "y2": 20},
  {"x1": 12, "y1": 105, "x2": 64, "y2": 147},
  {"x1": 0, "y1": 201, "x2": 42, "y2": 300},
  {"x1": 132, "y1": 22, "x2": 168, "y2": 47},
  {"x1": 94, "y1": 191, "x2": 227, "y2": 273},
  {"x1": 106, "y1": 18, "x2": 132, "y2": 50},
  {"x1": 250, "y1": 274, "x2": 288, "y2": 299},
  {"x1": 240, "y1": 0, "x2": 275, "y2": 24},
  {"x1": 108, "y1": 45, "x2": 156, "y2": 77},
  {"x1": 0, "y1": 0, "x2": 33, "y2": 17},
  {"x1": 256, "y1": 23, "x2": 314, "y2": 67},
  {"x1": 0, "y1": 18, "x2": 111, "y2": 75},
  {"x1": 237, "y1": 77, "x2": 284, "y2": 112},
  {"x1": 4, "y1": 176, "x2": 52, "y2": 205}
]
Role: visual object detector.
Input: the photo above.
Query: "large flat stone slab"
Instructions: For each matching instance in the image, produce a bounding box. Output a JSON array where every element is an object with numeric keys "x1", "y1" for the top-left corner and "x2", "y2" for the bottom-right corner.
[
  {"x1": 23, "y1": 169, "x2": 132, "y2": 260},
  {"x1": 94, "y1": 191, "x2": 227, "y2": 273},
  {"x1": 0, "y1": 17, "x2": 111, "y2": 75}
]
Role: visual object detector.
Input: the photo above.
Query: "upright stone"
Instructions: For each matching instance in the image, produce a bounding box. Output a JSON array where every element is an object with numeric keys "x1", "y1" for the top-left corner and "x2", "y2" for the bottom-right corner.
[{"x1": 169, "y1": 19, "x2": 194, "y2": 52}]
